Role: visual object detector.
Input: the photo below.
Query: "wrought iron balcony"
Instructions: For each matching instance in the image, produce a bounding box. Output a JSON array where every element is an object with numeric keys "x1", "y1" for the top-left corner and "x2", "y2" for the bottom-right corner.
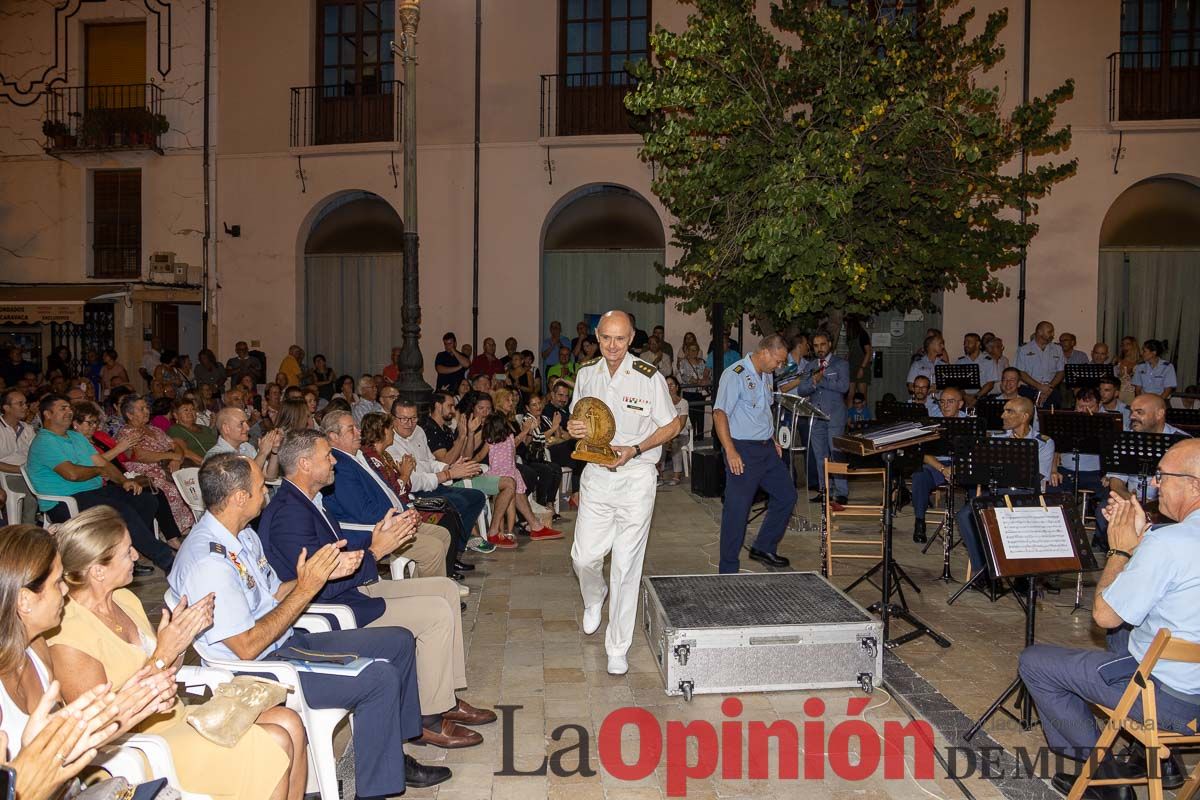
[
  {"x1": 290, "y1": 80, "x2": 402, "y2": 148},
  {"x1": 539, "y1": 71, "x2": 640, "y2": 137},
  {"x1": 43, "y1": 84, "x2": 166, "y2": 153},
  {"x1": 1108, "y1": 49, "x2": 1200, "y2": 123}
]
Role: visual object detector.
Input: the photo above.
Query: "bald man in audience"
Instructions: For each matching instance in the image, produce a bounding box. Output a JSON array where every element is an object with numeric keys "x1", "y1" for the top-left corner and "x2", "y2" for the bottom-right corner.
[{"x1": 207, "y1": 406, "x2": 282, "y2": 480}]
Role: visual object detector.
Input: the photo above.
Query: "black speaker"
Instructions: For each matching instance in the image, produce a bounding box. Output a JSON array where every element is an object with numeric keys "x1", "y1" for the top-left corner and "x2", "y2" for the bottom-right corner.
[{"x1": 690, "y1": 447, "x2": 726, "y2": 497}]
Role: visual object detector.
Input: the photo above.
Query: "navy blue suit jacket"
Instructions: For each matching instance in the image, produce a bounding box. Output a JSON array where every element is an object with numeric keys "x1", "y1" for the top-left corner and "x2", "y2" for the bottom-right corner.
[
  {"x1": 257, "y1": 479, "x2": 384, "y2": 626},
  {"x1": 323, "y1": 448, "x2": 401, "y2": 525}
]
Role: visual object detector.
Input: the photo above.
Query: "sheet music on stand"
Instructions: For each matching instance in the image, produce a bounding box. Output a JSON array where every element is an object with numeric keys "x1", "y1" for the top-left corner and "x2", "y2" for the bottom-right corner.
[
  {"x1": 935, "y1": 364, "x2": 980, "y2": 391},
  {"x1": 1064, "y1": 363, "x2": 1114, "y2": 390},
  {"x1": 974, "y1": 494, "x2": 1098, "y2": 577},
  {"x1": 853, "y1": 421, "x2": 940, "y2": 449}
]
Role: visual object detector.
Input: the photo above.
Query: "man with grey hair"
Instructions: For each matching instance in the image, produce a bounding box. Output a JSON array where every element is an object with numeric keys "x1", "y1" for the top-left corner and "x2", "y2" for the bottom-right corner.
[
  {"x1": 714, "y1": 335, "x2": 797, "y2": 573},
  {"x1": 206, "y1": 406, "x2": 282, "y2": 480},
  {"x1": 352, "y1": 374, "x2": 384, "y2": 424},
  {"x1": 567, "y1": 309, "x2": 682, "y2": 675},
  {"x1": 258, "y1": 430, "x2": 493, "y2": 748}
]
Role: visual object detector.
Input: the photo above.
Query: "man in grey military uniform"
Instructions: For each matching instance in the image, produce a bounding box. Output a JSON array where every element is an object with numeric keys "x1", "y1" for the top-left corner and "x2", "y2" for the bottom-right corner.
[{"x1": 567, "y1": 310, "x2": 683, "y2": 676}]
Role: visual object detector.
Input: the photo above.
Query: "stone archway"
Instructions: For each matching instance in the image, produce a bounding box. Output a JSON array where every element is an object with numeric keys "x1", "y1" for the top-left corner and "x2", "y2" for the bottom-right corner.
[
  {"x1": 1098, "y1": 175, "x2": 1200, "y2": 389},
  {"x1": 302, "y1": 191, "x2": 405, "y2": 379}
]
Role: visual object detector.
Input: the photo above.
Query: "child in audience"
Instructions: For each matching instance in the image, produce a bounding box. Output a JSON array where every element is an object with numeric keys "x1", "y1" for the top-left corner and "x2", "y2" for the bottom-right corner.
[
  {"x1": 478, "y1": 412, "x2": 561, "y2": 546},
  {"x1": 848, "y1": 392, "x2": 873, "y2": 423}
]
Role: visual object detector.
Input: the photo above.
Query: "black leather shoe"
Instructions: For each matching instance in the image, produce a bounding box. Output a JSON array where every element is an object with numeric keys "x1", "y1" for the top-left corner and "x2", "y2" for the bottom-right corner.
[
  {"x1": 835, "y1": 496, "x2": 849, "y2": 506},
  {"x1": 450, "y1": 571, "x2": 466, "y2": 582},
  {"x1": 404, "y1": 754, "x2": 452, "y2": 788},
  {"x1": 912, "y1": 519, "x2": 927, "y2": 544},
  {"x1": 1050, "y1": 771, "x2": 1134, "y2": 799},
  {"x1": 747, "y1": 548, "x2": 790, "y2": 568},
  {"x1": 454, "y1": 559, "x2": 475, "y2": 572},
  {"x1": 133, "y1": 563, "x2": 154, "y2": 577},
  {"x1": 1121, "y1": 746, "x2": 1185, "y2": 790},
  {"x1": 809, "y1": 494, "x2": 824, "y2": 504}
]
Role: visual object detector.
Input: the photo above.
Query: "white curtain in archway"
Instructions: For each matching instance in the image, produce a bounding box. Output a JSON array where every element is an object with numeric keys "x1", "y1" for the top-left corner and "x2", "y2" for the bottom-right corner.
[
  {"x1": 542, "y1": 249, "x2": 665, "y2": 339},
  {"x1": 304, "y1": 253, "x2": 404, "y2": 379},
  {"x1": 1098, "y1": 249, "x2": 1200, "y2": 389}
]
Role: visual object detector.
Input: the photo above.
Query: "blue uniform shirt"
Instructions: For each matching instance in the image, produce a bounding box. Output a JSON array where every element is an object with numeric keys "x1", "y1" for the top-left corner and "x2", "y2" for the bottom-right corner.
[
  {"x1": 994, "y1": 427, "x2": 1055, "y2": 485},
  {"x1": 1102, "y1": 509, "x2": 1200, "y2": 694},
  {"x1": 715, "y1": 355, "x2": 775, "y2": 440},
  {"x1": 906, "y1": 356, "x2": 938, "y2": 387},
  {"x1": 1132, "y1": 360, "x2": 1178, "y2": 395},
  {"x1": 1015, "y1": 340, "x2": 1065, "y2": 384},
  {"x1": 955, "y1": 354, "x2": 1000, "y2": 395},
  {"x1": 168, "y1": 512, "x2": 289, "y2": 662}
]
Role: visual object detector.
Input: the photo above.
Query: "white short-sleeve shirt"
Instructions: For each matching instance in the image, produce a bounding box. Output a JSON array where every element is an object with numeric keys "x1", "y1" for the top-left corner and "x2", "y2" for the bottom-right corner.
[{"x1": 570, "y1": 353, "x2": 678, "y2": 467}]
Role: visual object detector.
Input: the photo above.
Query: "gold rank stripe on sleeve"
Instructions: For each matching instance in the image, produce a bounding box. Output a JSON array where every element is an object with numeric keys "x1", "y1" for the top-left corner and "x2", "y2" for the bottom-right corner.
[
  {"x1": 632, "y1": 359, "x2": 657, "y2": 378},
  {"x1": 579, "y1": 356, "x2": 602, "y2": 368}
]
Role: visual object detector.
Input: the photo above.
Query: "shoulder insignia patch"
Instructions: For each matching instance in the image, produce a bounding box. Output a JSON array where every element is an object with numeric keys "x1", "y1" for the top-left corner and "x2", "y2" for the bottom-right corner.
[
  {"x1": 732, "y1": 364, "x2": 745, "y2": 374},
  {"x1": 1038, "y1": 434, "x2": 1051, "y2": 443},
  {"x1": 632, "y1": 360, "x2": 657, "y2": 378},
  {"x1": 579, "y1": 356, "x2": 602, "y2": 368},
  {"x1": 209, "y1": 542, "x2": 227, "y2": 556}
]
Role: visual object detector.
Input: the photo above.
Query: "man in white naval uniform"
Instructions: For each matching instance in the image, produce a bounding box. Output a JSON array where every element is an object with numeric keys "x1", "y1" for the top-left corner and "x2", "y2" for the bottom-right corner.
[{"x1": 567, "y1": 310, "x2": 683, "y2": 675}]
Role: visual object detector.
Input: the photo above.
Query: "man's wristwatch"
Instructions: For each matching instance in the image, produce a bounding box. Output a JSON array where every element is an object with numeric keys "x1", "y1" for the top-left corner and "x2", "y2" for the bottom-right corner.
[
  {"x1": 1107, "y1": 548, "x2": 1133, "y2": 560},
  {"x1": 633, "y1": 444, "x2": 643, "y2": 457}
]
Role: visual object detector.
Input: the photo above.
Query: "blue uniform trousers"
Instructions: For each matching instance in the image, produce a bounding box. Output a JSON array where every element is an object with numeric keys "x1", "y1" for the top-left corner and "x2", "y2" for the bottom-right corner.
[
  {"x1": 810, "y1": 419, "x2": 848, "y2": 497},
  {"x1": 1019, "y1": 627, "x2": 1200, "y2": 761},
  {"x1": 719, "y1": 439, "x2": 798, "y2": 573},
  {"x1": 270, "y1": 626, "x2": 422, "y2": 799},
  {"x1": 911, "y1": 464, "x2": 947, "y2": 521}
]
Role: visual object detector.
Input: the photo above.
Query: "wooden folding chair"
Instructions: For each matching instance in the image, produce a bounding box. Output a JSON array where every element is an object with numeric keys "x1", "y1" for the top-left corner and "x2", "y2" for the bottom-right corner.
[
  {"x1": 1068, "y1": 628, "x2": 1200, "y2": 800},
  {"x1": 822, "y1": 460, "x2": 885, "y2": 576}
]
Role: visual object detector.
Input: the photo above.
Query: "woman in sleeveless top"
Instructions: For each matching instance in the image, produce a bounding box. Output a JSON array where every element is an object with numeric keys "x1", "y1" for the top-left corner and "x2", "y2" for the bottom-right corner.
[{"x1": 47, "y1": 507, "x2": 304, "y2": 800}]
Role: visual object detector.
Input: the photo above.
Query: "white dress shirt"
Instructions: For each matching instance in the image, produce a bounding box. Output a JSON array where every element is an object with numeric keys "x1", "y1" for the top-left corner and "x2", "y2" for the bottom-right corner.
[{"x1": 385, "y1": 426, "x2": 447, "y2": 492}]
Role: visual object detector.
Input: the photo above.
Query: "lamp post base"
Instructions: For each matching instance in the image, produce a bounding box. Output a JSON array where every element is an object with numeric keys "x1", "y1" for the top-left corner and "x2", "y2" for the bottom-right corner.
[{"x1": 397, "y1": 230, "x2": 431, "y2": 407}]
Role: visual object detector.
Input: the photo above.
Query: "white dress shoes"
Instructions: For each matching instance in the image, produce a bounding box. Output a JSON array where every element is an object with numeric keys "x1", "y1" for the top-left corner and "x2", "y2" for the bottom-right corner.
[
  {"x1": 582, "y1": 589, "x2": 607, "y2": 635},
  {"x1": 607, "y1": 655, "x2": 629, "y2": 675}
]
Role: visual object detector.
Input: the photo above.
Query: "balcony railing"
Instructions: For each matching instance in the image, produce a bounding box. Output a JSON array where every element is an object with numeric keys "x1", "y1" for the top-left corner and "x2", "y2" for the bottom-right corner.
[
  {"x1": 539, "y1": 71, "x2": 640, "y2": 137},
  {"x1": 1108, "y1": 49, "x2": 1200, "y2": 122},
  {"x1": 43, "y1": 84, "x2": 166, "y2": 153},
  {"x1": 290, "y1": 81, "x2": 402, "y2": 148}
]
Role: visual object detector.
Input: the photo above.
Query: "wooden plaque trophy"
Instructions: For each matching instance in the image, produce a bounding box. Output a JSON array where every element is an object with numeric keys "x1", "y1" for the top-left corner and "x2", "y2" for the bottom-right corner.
[{"x1": 570, "y1": 397, "x2": 619, "y2": 467}]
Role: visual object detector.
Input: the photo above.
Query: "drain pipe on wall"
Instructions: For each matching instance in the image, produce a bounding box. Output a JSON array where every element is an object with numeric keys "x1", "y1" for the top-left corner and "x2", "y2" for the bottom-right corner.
[
  {"x1": 471, "y1": 0, "x2": 481, "y2": 354},
  {"x1": 201, "y1": 0, "x2": 212, "y2": 349},
  {"x1": 1016, "y1": 0, "x2": 1030, "y2": 345}
]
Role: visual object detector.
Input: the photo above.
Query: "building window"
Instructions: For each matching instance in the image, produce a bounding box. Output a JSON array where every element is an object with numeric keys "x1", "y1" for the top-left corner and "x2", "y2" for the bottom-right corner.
[
  {"x1": 1118, "y1": 0, "x2": 1200, "y2": 119},
  {"x1": 307, "y1": 0, "x2": 398, "y2": 145},
  {"x1": 92, "y1": 169, "x2": 141, "y2": 279}
]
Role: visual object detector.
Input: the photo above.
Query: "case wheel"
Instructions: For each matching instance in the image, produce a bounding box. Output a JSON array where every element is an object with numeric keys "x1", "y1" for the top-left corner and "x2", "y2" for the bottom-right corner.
[
  {"x1": 673, "y1": 643, "x2": 690, "y2": 666},
  {"x1": 679, "y1": 680, "x2": 694, "y2": 701},
  {"x1": 858, "y1": 672, "x2": 874, "y2": 694}
]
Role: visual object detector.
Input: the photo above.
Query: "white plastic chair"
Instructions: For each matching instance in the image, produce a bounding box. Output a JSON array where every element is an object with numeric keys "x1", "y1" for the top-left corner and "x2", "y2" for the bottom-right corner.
[
  {"x1": 1, "y1": 473, "x2": 26, "y2": 524},
  {"x1": 680, "y1": 424, "x2": 695, "y2": 478},
  {"x1": 167, "y1": 589, "x2": 356, "y2": 800},
  {"x1": 171, "y1": 467, "x2": 205, "y2": 521},
  {"x1": 458, "y1": 476, "x2": 493, "y2": 535},
  {"x1": 91, "y1": 664, "x2": 233, "y2": 800},
  {"x1": 20, "y1": 465, "x2": 79, "y2": 523}
]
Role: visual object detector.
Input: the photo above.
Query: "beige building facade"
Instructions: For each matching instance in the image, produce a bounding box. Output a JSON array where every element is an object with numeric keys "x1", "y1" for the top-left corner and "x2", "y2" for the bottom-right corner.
[{"x1": 1, "y1": 0, "x2": 1198, "y2": 389}]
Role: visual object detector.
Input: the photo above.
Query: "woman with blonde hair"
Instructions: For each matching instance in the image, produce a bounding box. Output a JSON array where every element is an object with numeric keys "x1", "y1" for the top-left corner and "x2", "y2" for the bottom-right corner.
[{"x1": 48, "y1": 507, "x2": 307, "y2": 800}]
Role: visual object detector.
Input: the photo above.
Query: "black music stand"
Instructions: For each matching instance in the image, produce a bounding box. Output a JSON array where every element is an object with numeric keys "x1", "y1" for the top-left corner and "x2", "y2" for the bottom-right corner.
[
  {"x1": 1064, "y1": 363, "x2": 1113, "y2": 390},
  {"x1": 1101, "y1": 431, "x2": 1188, "y2": 505},
  {"x1": 935, "y1": 363, "x2": 980, "y2": 392},
  {"x1": 946, "y1": 436, "x2": 1041, "y2": 605},
  {"x1": 876, "y1": 400, "x2": 930, "y2": 422},
  {"x1": 964, "y1": 493, "x2": 1094, "y2": 739},
  {"x1": 974, "y1": 396, "x2": 1007, "y2": 431},
  {"x1": 837, "y1": 428, "x2": 952, "y2": 650},
  {"x1": 919, "y1": 416, "x2": 984, "y2": 583},
  {"x1": 1167, "y1": 407, "x2": 1200, "y2": 436}
]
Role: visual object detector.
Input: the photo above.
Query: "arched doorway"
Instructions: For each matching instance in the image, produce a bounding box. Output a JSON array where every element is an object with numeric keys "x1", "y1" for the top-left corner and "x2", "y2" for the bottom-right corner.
[
  {"x1": 541, "y1": 184, "x2": 666, "y2": 340},
  {"x1": 1098, "y1": 176, "x2": 1200, "y2": 389},
  {"x1": 303, "y1": 191, "x2": 405, "y2": 378}
]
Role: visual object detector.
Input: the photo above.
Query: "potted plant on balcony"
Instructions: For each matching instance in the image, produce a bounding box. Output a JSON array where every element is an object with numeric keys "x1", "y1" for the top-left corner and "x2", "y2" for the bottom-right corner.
[
  {"x1": 41, "y1": 119, "x2": 76, "y2": 150},
  {"x1": 79, "y1": 109, "x2": 114, "y2": 149}
]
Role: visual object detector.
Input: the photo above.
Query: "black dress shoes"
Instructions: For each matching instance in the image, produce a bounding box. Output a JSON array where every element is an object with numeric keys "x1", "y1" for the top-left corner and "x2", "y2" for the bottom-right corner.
[
  {"x1": 809, "y1": 494, "x2": 824, "y2": 504},
  {"x1": 450, "y1": 571, "x2": 466, "y2": 582},
  {"x1": 1050, "y1": 772, "x2": 1133, "y2": 799},
  {"x1": 747, "y1": 548, "x2": 790, "y2": 568},
  {"x1": 404, "y1": 754, "x2": 453, "y2": 788},
  {"x1": 912, "y1": 519, "x2": 927, "y2": 544},
  {"x1": 453, "y1": 559, "x2": 475, "y2": 572},
  {"x1": 1121, "y1": 744, "x2": 1185, "y2": 789}
]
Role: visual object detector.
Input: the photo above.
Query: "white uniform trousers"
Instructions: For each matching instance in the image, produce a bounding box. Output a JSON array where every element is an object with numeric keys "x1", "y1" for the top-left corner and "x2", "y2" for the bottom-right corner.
[{"x1": 571, "y1": 461, "x2": 658, "y2": 657}]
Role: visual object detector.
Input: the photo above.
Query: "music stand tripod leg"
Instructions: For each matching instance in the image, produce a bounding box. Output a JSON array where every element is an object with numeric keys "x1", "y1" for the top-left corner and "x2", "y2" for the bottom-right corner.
[{"x1": 966, "y1": 576, "x2": 1042, "y2": 739}]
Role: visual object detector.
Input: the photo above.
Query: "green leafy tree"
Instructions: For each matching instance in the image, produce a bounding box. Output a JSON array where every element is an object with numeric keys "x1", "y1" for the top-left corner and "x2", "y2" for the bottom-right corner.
[{"x1": 626, "y1": 0, "x2": 1077, "y2": 336}]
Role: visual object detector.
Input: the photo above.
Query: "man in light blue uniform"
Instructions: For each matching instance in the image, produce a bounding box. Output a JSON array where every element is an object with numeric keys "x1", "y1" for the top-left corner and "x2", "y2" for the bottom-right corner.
[
  {"x1": 956, "y1": 333, "x2": 999, "y2": 401},
  {"x1": 910, "y1": 388, "x2": 967, "y2": 544},
  {"x1": 1132, "y1": 339, "x2": 1178, "y2": 399},
  {"x1": 1019, "y1": 439, "x2": 1200, "y2": 796},
  {"x1": 957, "y1": 397, "x2": 1060, "y2": 575},
  {"x1": 1015, "y1": 321, "x2": 1065, "y2": 407},
  {"x1": 714, "y1": 335, "x2": 797, "y2": 573},
  {"x1": 169, "y1": 453, "x2": 450, "y2": 795},
  {"x1": 1055, "y1": 389, "x2": 1107, "y2": 497},
  {"x1": 1098, "y1": 375, "x2": 1131, "y2": 430},
  {"x1": 795, "y1": 332, "x2": 850, "y2": 504}
]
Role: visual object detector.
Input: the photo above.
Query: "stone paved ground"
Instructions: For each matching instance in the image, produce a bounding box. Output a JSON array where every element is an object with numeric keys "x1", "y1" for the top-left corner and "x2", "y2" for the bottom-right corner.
[{"x1": 132, "y1": 476, "x2": 1158, "y2": 800}]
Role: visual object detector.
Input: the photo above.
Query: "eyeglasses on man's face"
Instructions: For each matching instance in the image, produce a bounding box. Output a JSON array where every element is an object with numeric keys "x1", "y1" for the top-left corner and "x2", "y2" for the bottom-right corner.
[
  {"x1": 392, "y1": 414, "x2": 418, "y2": 424},
  {"x1": 1154, "y1": 469, "x2": 1199, "y2": 484}
]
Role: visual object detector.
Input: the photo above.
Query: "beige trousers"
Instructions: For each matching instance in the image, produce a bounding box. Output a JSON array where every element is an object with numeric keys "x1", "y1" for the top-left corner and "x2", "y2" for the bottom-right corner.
[
  {"x1": 361, "y1": 576, "x2": 465, "y2": 714},
  {"x1": 398, "y1": 522, "x2": 450, "y2": 578}
]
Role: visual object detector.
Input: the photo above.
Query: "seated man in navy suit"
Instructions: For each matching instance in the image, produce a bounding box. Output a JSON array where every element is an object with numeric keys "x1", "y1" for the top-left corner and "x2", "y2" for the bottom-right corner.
[
  {"x1": 320, "y1": 409, "x2": 469, "y2": 580},
  {"x1": 257, "y1": 429, "x2": 495, "y2": 748}
]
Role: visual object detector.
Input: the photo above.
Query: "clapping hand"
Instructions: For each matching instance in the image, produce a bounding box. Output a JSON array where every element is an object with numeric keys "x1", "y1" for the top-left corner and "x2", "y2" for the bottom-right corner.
[
  {"x1": 295, "y1": 542, "x2": 346, "y2": 596},
  {"x1": 155, "y1": 593, "x2": 216, "y2": 664},
  {"x1": 447, "y1": 458, "x2": 482, "y2": 480},
  {"x1": 370, "y1": 509, "x2": 417, "y2": 559},
  {"x1": 398, "y1": 454, "x2": 417, "y2": 482},
  {"x1": 1103, "y1": 494, "x2": 1149, "y2": 554},
  {"x1": 112, "y1": 664, "x2": 178, "y2": 732},
  {"x1": 330, "y1": 547, "x2": 365, "y2": 580},
  {"x1": 5, "y1": 686, "x2": 113, "y2": 800}
]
